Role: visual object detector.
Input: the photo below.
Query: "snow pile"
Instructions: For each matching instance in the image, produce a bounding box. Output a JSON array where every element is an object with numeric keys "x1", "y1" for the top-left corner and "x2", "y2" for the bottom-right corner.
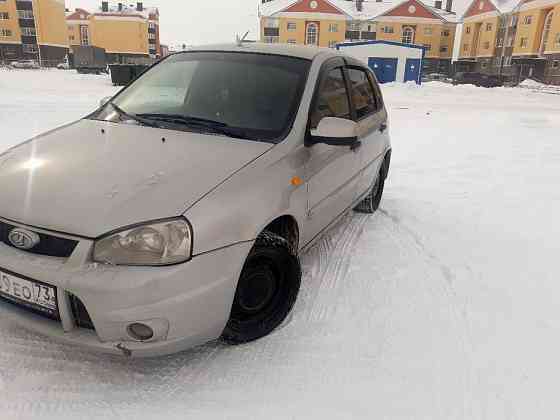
[
  {"x1": 1, "y1": 72, "x2": 560, "y2": 420},
  {"x1": 519, "y1": 78, "x2": 547, "y2": 88}
]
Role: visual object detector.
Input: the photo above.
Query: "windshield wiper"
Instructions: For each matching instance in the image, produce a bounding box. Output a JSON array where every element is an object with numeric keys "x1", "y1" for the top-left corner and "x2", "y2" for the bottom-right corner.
[
  {"x1": 109, "y1": 103, "x2": 161, "y2": 128},
  {"x1": 138, "y1": 114, "x2": 227, "y2": 127},
  {"x1": 136, "y1": 113, "x2": 255, "y2": 140}
]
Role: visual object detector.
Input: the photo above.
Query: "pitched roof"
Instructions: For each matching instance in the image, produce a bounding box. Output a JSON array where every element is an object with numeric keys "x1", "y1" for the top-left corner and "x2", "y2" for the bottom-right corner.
[
  {"x1": 425, "y1": 4, "x2": 458, "y2": 22},
  {"x1": 493, "y1": 0, "x2": 523, "y2": 12},
  {"x1": 94, "y1": 2, "x2": 158, "y2": 19},
  {"x1": 259, "y1": 0, "x2": 397, "y2": 20},
  {"x1": 461, "y1": 0, "x2": 523, "y2": 18},
  {"x1": 65, "y1": 8, "x2": 91, "y2": 20}
]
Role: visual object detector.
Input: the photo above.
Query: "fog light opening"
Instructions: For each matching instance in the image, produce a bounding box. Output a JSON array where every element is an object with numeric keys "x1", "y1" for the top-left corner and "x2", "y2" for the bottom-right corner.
[{"x1": 127, "y1": 323, "x2": 154, "y2": 341}]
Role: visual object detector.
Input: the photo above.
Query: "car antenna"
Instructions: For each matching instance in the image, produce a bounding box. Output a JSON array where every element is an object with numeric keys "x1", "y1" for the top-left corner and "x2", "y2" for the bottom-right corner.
[{"x1": 236, "y1": 31, "x2": 250, "y2": 47}]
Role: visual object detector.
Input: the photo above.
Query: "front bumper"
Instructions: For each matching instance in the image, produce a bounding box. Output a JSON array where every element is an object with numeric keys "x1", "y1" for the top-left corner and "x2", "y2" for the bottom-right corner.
[{"x1": 0, "y1": 233, "x2": 252, "y2": 358}]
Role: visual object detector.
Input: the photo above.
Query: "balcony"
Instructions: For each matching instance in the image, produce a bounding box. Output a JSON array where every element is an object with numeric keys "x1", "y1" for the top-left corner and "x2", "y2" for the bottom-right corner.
[{"x1": 263, "y1": 27, "x2": 279, "y2": 37}]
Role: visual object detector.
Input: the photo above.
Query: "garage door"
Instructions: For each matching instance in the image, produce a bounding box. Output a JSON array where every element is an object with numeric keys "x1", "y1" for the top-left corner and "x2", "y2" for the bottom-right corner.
[
  {"x1": 404, "y1": 58, "x2": 421, "y2": 83},
  {"x1": 368, "y1": 58, "x2": 397, "y2": 83}
]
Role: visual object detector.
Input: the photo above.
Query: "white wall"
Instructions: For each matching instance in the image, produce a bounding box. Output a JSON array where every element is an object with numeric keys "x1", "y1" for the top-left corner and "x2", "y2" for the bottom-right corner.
[{"x1": 338, "y1": 42, "x2": 423, "y2": 82}]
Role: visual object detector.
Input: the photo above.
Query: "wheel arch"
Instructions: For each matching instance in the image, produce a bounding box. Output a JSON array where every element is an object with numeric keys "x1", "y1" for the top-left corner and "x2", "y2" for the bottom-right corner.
[
  {"x1": 256, "y1": 214, "x2": 300, "y2": 255},
  {"x1": 381, "y1": 148, "x2": 392, "y2": 180}
]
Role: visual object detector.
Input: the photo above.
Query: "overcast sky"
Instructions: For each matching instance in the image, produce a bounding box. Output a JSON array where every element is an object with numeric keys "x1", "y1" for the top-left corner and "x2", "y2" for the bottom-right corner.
[
  {"x1": 66, "y1": 0, "x2": 261, "y2": 47},
  {"x1": 66, "y1": 0, "x2": 471, "y2": 48}
]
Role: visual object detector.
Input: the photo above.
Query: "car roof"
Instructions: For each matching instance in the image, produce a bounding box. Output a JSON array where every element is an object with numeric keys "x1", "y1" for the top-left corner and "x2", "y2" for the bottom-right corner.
[{"x1": 184, "y1": 42, "x2": 341, "y2": 61}]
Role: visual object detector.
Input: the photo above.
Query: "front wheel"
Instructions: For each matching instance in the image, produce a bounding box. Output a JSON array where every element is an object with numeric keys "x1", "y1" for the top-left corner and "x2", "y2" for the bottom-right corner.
[{"x1": 222, "y1": 232, "x2": 301, "y2": 344}]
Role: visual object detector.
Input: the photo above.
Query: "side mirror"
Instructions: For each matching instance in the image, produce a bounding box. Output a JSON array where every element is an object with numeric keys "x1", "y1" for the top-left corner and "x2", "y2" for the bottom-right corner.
[
  {"x1": 99, "y1": 96, "x2": 112, "y2": 108},
  {"x1": 308, "y1": 117, "x2": 359, "y2": 147}
]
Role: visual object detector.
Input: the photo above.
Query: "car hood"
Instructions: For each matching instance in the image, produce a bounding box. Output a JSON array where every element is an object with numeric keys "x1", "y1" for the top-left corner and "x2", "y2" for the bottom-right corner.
[{"x1": 0, "y1": 119, "x2": 272, "y2": 238}]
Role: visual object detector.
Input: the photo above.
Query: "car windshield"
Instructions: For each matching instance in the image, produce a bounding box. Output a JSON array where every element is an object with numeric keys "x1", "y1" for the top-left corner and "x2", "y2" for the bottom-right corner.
[{"x1": 90, "y1": 51, "x2": 311, "y2": 143}]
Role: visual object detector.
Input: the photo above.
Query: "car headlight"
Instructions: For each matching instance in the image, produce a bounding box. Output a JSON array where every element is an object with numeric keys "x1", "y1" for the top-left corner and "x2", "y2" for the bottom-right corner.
[{"x1": 93, "y1": 218, "x2": 192, "y2": 266}]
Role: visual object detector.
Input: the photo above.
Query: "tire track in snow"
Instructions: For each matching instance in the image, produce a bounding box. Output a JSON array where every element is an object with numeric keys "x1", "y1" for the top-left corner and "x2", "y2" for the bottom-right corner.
[
  {"x1": 298, "y1": 213, "x2": 371, "y2": 324},
  {"x1": 378, "y1": 208, "x2": 478, "y2": 420}
]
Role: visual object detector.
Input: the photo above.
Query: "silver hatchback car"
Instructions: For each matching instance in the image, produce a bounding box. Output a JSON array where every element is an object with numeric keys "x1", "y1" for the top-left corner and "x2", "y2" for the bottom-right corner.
[{"x1": 0, "y1": 43, "x2": 391, "y2": 357}]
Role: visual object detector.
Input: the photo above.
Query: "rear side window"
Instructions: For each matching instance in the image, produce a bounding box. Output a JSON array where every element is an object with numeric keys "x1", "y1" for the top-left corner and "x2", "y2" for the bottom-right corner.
[
  {"x1": 310, "y1": 67, "x2": 351, "y2": 129},
  {"x1": 347, "y1": 68, "x2": 378, "y2": 120}
]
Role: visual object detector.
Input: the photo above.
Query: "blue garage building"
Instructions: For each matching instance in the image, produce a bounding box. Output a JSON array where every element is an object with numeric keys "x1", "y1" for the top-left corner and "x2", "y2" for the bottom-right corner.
[{"x1": 337, "y1": 40, "x2": 426, "y2": 84}]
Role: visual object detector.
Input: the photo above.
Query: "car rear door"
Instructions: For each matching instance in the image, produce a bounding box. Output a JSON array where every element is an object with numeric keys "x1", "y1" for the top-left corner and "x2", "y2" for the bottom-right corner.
[
  {"x1": 344, "y1": 63, "x2": 388, "y2": 199},
  {"x1": 304, "y1": 58, "x2": 361, "y2": 245}
]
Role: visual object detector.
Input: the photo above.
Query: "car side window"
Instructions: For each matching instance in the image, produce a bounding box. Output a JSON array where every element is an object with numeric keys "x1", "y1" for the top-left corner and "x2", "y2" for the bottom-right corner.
[
  {"x1": 310, "y1": 67, "x2": 351, "y2": 129},
  {"x1": 347, "y1": 67, "x2": 379, "y2": 120},
  {"x1": 368, "y1": 72, "x2": 384, "y2": 111}
]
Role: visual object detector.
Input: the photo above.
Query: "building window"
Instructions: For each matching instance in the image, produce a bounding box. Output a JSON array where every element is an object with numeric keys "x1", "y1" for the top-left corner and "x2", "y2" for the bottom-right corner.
[
  {"x1": 148, "y1": 33, "x2": 156, "y2": 40},
  {"x1": 424, "y1": 27, "x2": 432, "y2": 35},
  {"x1": 69, "y1": 35, "x2": 75, "y2": 41},
  {"x1": 440, "y1": 45, "x2": 448, "y2": 53},
  {"x1": 483, "y1": 41, "x2": 490, "y2": 49},
  {"x1": 264, "y1": 36, "x2": 279, "y2": 43},
  {"x1": 264, "y1": 18, "x2": 279, "y2": 28},
  {"x1": 0, "y1": 28, "x2": 13, "y2": 37},
  {"x1": 504, "y1": 55, "x2": 512, "y2": 66},
  {"x1": 539, "y1": 11, "x2": 553, "y2": 54},
  {"x1": 381, "y1": 25, "x2": 394, "y2": 34},
  {"x1": 287, "y1": 39, "x2": 296, "y2": 44},
  {"x1": 21, "y1": 27, "x2": 36, "y2": 36},
  {"x1": 328, "y1": 40, "x2": 338, "y2": 48},
  {"x1": 463, "y1": 43, "x2": 469, "y2": 51},
  {"x1": 523, "y1": 15, "x2": 532, "y2": 25},
  {"x1": 347, "y1": 21, "x2": 360, "y2": 32},
  {"x1": 401, "y1": 26, "x2": 414, "y2": 44},
  {"x1": 506, "y1": 36, "x2": 513, "y2": 47},
  {"x1": 329, "y1": 23, "x2": 338, "y2": 33},
  {"x1": 148, "y1": 22, "x2": 156, "y2": 30},
  {"x1": 80, "y1": 25, "x2": 89, "y2": 46},
  {"x1": 497, "y1": 37, "x2": 503, "y2": 47},
  {"x1": 22, "y1": 44, "x2": 38, "y2": 54},
  {"x1": 306, "y1": 22, "x2": 318, "y2": 45},
  {"x1": 17, "y1": 10, "x2": 34, "y2": 19},
  {"x1": 481, "y1": 61, "x2": 487, "y2": 68},
  {"x1": 466, "y1": 26, "x2": 471, "y2": 34},
  {"x1": 486, "y1": 23, "x2": 492, "y2": 31},
  {"x1": 442, "y1": 29, "x2": 450, "y2": 36},
  {"x1": 520, "y1": 37, "x2": 528, "y2": 48},
  {"x1": 287, "y1": 22, "x2": 296, "y2": 31},
  {"x1": 0, "y1": 12, "x2": 9, "y2": 19},
  {"x1": 552, "y1": 60, "x2": 559, "y2": 69},
  {"x1": 423, "y1": 43, "x2": 431, "y2": 51},
  {"x1": 510, "y1": 15, "x2": 518, "y2": 27},
  {"x1": 555, "y1": 33, "x2": 560, "y2": 46}
]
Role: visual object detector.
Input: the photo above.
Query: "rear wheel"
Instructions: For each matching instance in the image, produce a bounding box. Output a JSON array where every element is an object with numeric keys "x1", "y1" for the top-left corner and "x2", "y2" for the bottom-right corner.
[
  {"x1": 354, "y1": 153, "x2": 390, "y2": 214},
  {"x1": 354, "y1": 171, "x2": 385, "y2": 214},
  {"x1": 222, "y1": 232, "x2": 301, "y2": 344}
]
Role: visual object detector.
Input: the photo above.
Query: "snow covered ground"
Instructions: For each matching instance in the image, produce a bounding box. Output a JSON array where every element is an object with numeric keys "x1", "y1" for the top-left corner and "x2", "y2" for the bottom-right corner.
[{"x1": 1, "y1": 69, "x2": 559, "y2": 420}]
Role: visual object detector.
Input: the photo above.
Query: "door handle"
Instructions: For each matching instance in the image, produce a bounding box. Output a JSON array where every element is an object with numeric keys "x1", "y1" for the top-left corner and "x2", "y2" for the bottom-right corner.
[
  {"x1": 350, "y1": 140, "x2": 362, "y2": 152},
  {"x1": 379, "y1": 123, "x2": 388, "y2": 133}
]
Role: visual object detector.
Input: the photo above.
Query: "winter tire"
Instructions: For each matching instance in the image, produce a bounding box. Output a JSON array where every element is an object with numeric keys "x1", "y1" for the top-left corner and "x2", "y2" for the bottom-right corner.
[
  {"x1": 354, "y1": 171, "x2": 385, "y2": 214},
  {"x1": 222, "y1": 231, "x2": 301, "y2": 344}
]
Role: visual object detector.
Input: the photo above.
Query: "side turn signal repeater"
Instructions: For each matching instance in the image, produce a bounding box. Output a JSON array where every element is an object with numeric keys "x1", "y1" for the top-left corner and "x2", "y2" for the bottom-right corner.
[{"x1": 291, "y1": 176, "x2": 303, "y2": 187}]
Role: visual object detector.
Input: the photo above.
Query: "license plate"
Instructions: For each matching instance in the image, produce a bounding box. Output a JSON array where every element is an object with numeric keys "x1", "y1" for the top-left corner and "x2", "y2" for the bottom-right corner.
[{"x1": 0, "y1": 268, "x2": 58, "y2": 319}]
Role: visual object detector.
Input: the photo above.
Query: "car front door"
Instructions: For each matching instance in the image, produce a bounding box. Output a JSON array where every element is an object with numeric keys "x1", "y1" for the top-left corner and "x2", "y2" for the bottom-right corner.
[
  {"x1": 304, "y1": 58, "x2": 361, "y2": 245},
  {"x1": 345, "y1": 64, "x2": 389, "y2": 199}
]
